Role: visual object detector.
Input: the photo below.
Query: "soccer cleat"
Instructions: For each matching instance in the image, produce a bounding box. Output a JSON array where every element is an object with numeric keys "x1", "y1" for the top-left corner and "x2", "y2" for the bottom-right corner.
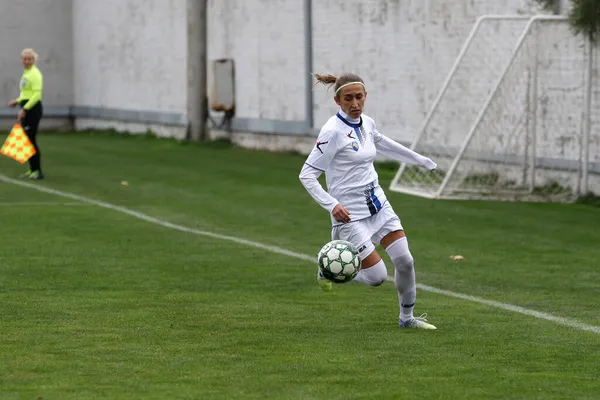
[
  {"x1": 317, "y1": 266, "x2": 332, "y2": 292},
  {"x1": 399, "y1": 313, "x2": 437, "y2": 330},
  {"x1": 28, "y1": 171, "x2": 44, "y2": 180},
  {"x1": 18, "y1": 170, "x2": 32, "y2": 179}
]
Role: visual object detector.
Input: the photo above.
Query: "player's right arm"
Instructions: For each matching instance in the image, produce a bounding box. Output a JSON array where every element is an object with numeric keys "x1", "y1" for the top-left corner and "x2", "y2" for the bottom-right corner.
[{"x1": 299, "y1": 130, "x2": 351, "y2": 223}]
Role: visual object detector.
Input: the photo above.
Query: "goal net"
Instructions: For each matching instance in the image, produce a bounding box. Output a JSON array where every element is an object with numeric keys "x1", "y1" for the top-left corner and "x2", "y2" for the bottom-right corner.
[{"x1": 389, "y1": 16, "x2": 590, "y2": 201}]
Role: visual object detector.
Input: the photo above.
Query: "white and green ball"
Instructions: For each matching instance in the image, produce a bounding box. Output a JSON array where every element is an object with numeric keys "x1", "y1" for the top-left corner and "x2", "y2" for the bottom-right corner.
[{"x1": 317, "y1": 240, "x2": 362, "y2": 283}]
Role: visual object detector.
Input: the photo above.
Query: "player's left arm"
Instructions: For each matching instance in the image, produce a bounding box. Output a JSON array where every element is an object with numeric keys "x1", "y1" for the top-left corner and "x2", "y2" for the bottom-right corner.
[{"x1": 372, "y1": 125, "x2": 436, "y2": 170}]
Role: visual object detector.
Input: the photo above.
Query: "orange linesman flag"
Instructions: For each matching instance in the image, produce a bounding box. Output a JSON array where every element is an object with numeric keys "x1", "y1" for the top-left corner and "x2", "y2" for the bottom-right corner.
[{"x1": 1, "y1": 123, "x2": 36, "y2": 164}]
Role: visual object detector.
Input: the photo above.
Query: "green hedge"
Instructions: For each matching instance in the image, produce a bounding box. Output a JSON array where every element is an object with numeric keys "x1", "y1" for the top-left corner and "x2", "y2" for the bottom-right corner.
[{"x1": 535, "y1": 0, "x2": 600, "y2": 42}]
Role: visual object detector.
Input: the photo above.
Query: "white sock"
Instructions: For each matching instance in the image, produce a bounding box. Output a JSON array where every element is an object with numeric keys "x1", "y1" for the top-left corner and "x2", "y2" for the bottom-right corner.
[
  {"x1": 385, "y1": 237, "x2": 416, "y2": 321},
  {"x1": 353, "y1": 259, "x2": 388, "y2": 286}
]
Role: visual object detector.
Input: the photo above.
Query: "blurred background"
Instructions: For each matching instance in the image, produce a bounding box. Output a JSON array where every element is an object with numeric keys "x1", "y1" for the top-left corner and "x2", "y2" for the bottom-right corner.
[{"x1": 0, "y1": 0, "x2": 597, "y2": 198}]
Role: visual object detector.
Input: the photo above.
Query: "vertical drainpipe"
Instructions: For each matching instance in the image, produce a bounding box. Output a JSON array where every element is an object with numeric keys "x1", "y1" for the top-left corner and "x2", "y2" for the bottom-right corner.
[
  {"x1": 188, "y1": 0, "x2": 208, "y2": 141},
  {"x1": 304, "y1": 0, "x2": 314, "y2": 135}
]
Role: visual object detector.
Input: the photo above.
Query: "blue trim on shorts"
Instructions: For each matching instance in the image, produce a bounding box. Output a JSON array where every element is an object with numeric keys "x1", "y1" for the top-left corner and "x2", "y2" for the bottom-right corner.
[
  {"x1": 330, "y1": 200, "x2": 389, "y2": 227},
  {"x1": 369, "y1": 186, "x2": 382, "y2": 212}
]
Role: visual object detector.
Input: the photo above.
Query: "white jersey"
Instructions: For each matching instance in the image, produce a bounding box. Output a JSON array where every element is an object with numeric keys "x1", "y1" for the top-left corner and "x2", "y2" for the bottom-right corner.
[{"x1": 299, "y1": 110, "x2": 436, "y2": 227}]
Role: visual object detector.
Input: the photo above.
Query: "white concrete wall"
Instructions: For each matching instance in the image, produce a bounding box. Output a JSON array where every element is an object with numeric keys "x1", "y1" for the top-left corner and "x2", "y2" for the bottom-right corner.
[
  {"x1": 0, "y1": 0, "x2": 596, "y2": 192},
  {"x1": 72, "y1": 0, "x2": 188, "y2": 137},
  {"x1": 311, "y1": 0, "x2": 545, "y2": 140},
  {"x1": 207, "y1": 0, "x2": 599, "y2": 194},
  {"x1": 0, "y1": 0, "x2": 73, "y2": 108},
  {"x1": 591, "y1": 51, "x2": 600, "y2": 168},
  {"x1": 207, "y1": 0, "x2": 306, "y2": 122},
  {"x1": 206, "y1": 0, "x2": 561, "y2": 144}
]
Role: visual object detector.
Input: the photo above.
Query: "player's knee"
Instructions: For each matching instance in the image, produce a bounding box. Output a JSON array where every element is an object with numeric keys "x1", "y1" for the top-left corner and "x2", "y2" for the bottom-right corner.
[
  {"x1": 385, "y1": 237, "x2": 414, "y2": 272},
  {"x1": 360, "y1": 260, "x2": 388, "y2": 286},
  {"x1": 393, "y1": 253, "x2": 414, "y2": 272}
]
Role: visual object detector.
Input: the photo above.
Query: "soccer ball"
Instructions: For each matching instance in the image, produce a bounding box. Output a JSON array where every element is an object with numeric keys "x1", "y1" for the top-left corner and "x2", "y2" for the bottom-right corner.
[{"x1": 317, "y1": 240, "x2": 362, "y2": 283}]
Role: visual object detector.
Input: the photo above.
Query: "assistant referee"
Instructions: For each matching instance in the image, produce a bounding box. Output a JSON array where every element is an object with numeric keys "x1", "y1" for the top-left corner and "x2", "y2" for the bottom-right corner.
[{"x1": 7, "y1": 48, "x2": 44, "y2": 180}]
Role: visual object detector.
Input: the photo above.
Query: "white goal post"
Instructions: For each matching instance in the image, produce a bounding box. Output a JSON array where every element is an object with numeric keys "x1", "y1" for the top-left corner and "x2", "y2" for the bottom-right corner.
[{"x1": 389, "y1": 15, "x2": 594, "y2": 201}]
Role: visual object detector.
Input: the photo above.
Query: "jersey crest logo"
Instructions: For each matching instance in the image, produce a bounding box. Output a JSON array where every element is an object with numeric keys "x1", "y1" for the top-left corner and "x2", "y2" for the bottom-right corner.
[
  {"x1": 346, "y1": 131, "x2": 356, "y2": 139},
  {"x1": 351, "y1": 141, "x2": 359, "y2": 151},
  {"x1": 316, "y1": 140, "x2": 328, "y2": 154}
]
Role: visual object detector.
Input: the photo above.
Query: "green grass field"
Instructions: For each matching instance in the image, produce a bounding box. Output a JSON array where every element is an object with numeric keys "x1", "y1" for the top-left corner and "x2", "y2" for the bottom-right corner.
[{"x1": 1, "y1": 131, "x2": 599, "y2": 400}]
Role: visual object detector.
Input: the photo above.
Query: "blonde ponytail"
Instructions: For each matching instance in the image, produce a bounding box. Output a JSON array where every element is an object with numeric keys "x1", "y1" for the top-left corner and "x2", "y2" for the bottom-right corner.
[{"x1": 312, "y1": 72, "x2": 365, "y2": 97}]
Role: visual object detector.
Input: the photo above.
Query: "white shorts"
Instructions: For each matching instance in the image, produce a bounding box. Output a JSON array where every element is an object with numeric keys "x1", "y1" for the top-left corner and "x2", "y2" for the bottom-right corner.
[{"x1": 331, "y1": 201, "x2": 403, "y2": 260}]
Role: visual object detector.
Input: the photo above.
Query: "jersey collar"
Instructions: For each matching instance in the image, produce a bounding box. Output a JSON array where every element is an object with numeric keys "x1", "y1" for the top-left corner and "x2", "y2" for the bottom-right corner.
[{"x1": 336, "y1": 110, "x2": 362, "y2": 128}]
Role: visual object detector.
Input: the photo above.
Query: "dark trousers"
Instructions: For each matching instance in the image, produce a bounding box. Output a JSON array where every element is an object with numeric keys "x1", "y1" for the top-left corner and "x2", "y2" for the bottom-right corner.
[{"x1": 19, "y1": 100, "x2": 43, "y2": 173}]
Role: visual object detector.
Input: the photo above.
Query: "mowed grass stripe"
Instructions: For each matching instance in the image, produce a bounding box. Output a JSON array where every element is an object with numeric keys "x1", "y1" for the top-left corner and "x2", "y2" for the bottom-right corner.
[{"x1": 2, "y1": 173, "x2": 599, "y2": 335}]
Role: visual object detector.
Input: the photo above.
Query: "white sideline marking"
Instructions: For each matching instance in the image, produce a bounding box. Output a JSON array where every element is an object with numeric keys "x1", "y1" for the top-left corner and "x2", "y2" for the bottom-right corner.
[
  {"x1": 0, "y1": 175, "x2": 315, "y2": 263},
  {"x1": 391, "y1": 277, "x2": 599, "y2": 334},
  {"x1": 1, "y1": 173, "x2": 599, "y2": 335}
]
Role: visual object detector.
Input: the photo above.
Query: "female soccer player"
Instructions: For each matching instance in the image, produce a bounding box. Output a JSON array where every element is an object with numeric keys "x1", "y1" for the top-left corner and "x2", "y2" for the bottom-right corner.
[
  {"x1": 8, "y1": 48, "x2": 45, "y2": 180},
  {"x1": 299, "y1": 72, "x2": 437, "y2": 329}
]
